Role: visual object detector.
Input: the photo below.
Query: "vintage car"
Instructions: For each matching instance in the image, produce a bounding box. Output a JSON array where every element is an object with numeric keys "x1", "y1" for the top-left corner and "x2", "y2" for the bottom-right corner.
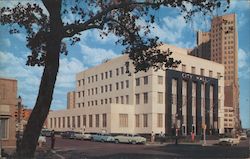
[
  {"x1": 114, "y1": 134, "x2": 146, "y2": 144},
  {"x1": 239, "y1": 133, "x2": 247, "y2": 140},
  {"x1": 74, "y1": 132, "x2": 92, "y2": 140},
  {"x1": 218, "y1": 137, "x2": 240, "y2": 146},
  {"x1": 61, "y1": 131, "x2": 79, "y2": 139},
  {"x1": 91, "y1": 133, "x2": 115, "y2": 142}
]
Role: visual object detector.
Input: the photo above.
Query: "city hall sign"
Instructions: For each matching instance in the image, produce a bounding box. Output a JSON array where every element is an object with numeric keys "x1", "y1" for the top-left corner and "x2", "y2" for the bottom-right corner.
[{"x1": 182, "y1": 73, "x2": 209, "y2": 83}]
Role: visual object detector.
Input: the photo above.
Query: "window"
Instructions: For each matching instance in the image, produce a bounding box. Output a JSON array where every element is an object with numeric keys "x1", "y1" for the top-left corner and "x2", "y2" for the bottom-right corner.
[
  {"x1": 143, "y1": 92, "x2": 148, "y2": 104},
  {"x1": 89, "y1": 115, "x2": 93, "y2": 127},
  {"x1": 200, "y1": 69, "x2": 204, "y2": 76},
  {"x1": 209, "y1": 70, "x2": 213, "y2": 77},
  {"x1": 88, "y1": 77, "x2": 90, "y2": 83},
  {"x1": 116, "y1": 82, "x2": 119, "y2": 90},
  {"x1": 158, "y1": 76, "x2": 163, "y2": 85},
  {"x1": 82, "y1": 91, "x2": 84, "y2": 97},
  {"x1": 191, "y1": 66, "x2": 196, "y2": 74},
  {"x1": 109, "y1": 70, "x2": 112, "y2": 78},
  {"x1": 95, "y1": 88, "x2": 98, "y2": 94},
  {"x1": 157, "y1": 113, "x2": 163, "y2": 127},
  {"x1": 95, "y1": 100, "x2": 98, "y2": 105},
  {"x1": 116, "y1": 97, "x2": 119, "y2": 104},
  {"x1": 109, "y1": 84, "x2": 112, "y2": 92},
  {"x1": 182, "y1": 64, "x2": 186, "y2": 72},
  {"x1": 91, "y1": 88, "x2": 94, "y2": 95},
  {"x1": 143, "y1": 114, "x2": 148, "y2": 127},
  {"x1": 101, "y1": 86, "x2": 104, "y2": 93},
  {"x1": 77, "y1": 116, "x2": 80, "y2": 128},
  {"x1": 0, "y1": 118, "x2": 8, "y2": 139},
  {"x1": 101, "y1": 73, "x2": 104, "y2": 80},
  {"x1": 91, "y1": 76, "x2": 94, "y2": 83},
  {"x1": 158, "y1": 92, "x2": 163, "y2": 104},
  {"x1": 121, "y1": 96, "x2": 124, "y2": 104},
  {"x1": 105, "y1": 71, "x2": 108, "y2": 79},
  {"x1": 103, "y1": 114, "x2": 107, "y2": 127},
  {"x1": 78, "y1": 80, "x2": 81, "y2": 86},
  {"x1": 125, "y1": 95, "x2": 129, "y2": 104},
  {"x1": 109, "y1": 98, "x2": 112, "y2": 103},
  {"x1": 72, "y1": 116, "x2": 75, "y2": 128},
  {"x1": 95, "y1": 75, "x2": 98, "y2": 81},
  {"x1": 78, "y1": 92, "x2": 81, "y2": 98},
  {"x1": 82, "y1": 102, "x2": 85, "y2": 107},
  {"x1": 105, "y1": 98, "x2": 108, "y2": 104},
  {"x1": 91, "y1": 101, "x2": 94, "y2": 106},
  {"x1": 121, "y1": 67, "x2": 124, "y2": 74},
  {"x1": 62, "y1": 117, "x2": 65, "y2": 128},
  {"x1": 95, "y1": 114, "x2": 99, "y2": 127},
  {"x1": 135, "y1": 114, "x2": 140, "y2": 127},
  {"x1": 67, "y1": 116, "x2": 70, "y2": 127},
  {"x1": 136, "y1": 78, "x2": 140, "y2": 86},
  {"x1": 105, "y1": 85, "x2": 108, "y2": 92},
  {"x1": 54, "y1": 118, "x2": 56, "y2": 128},
  {"x1": 88, "y1": 89, "x2": 90, "y2": 96},
  {"x1": 126, "y1": 80, "x2": 129, "y2": 88},
  {"x1": 83, "y1": 115, "x2": 86, "y2": 127},
  {"x1": 119, "y1": 114, "x2": 128, "y2": 127},
  {"x1": 82, "y1": 79, "x2": 85, "y2": 85},
  {"x1": 116, "y1": 68, "x2": 119, "y2": 76},
  {"x1": 144, "y1": 76, "x2": 148, "y2": 85},
  {"x1": 101, "y1": 99, "x2": 103, "y2": 105},
  {"x1": 121, "y1": 81, "x2": 124, "y2": 89},
  {"x1": 88, "y1": 101, "x2": 90, "y2": 106},
  {"x1": 135, "y1": 93, "x2": 140, "y2": 104}
]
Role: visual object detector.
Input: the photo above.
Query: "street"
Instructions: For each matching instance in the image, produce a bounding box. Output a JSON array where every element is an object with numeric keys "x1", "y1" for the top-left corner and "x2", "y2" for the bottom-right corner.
[{"x1": 40, "y1": 137, "x2": 250, "y2": 159}]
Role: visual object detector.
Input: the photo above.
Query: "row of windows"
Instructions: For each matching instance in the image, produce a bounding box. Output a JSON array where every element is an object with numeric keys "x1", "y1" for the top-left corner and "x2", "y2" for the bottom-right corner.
[
  {"x1": 77, "y1": 95, "x2": 130, "y2": 107},
  {"x1": 50, "y1": 114, "x2": 107, "y2": 129},
  {"x1": 78, "y1": 67, "x2": 126, "y2": 86},
  {"x1": 77, "y1": 80, "x2": 129, "y2": 98},
  {"x1": 182, "y1": 65, "x2": 222, "y2": 79}
]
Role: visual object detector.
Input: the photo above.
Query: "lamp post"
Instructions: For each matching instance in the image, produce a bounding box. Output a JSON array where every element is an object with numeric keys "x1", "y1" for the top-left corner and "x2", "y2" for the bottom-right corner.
[{"x1": 16, "y1": 96, "x2": 22, "y2": 153}]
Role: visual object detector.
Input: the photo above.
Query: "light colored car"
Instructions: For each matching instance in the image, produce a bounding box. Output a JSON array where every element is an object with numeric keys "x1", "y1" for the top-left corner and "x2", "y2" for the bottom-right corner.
[
  {"x1": 74, "y1": 132, "x2": 92, "y2": 140},
  {"x1": 91, "y1": 133, "x2": 115, "y2": 142},
  {"x1": 218, "y1": 138, "x2": 239, "y2": 146},
  {"x1": 114, "y1": 134, "x2": 146, "y2": 144},
  {"x1": 239, "y1": 133, "x2": 247, "y2": 140}
]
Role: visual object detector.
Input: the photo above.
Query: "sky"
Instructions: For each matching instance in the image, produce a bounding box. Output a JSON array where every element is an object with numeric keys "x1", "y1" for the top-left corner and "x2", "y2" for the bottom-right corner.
[{"x1": 0, "y1": 1, "x2": 249, "y2": 128}]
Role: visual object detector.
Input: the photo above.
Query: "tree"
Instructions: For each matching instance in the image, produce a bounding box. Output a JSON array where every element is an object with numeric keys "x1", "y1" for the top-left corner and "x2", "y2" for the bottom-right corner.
[{"x1": 0, "y1": 0, "x2": 229, "y2": 158}]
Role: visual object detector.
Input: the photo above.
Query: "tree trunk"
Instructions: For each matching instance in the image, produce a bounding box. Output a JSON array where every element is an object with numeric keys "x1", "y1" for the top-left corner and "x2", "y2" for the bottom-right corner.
[
  {"x1": 18, "y1": 1, "x2": 63, "y2": 158},
  {"x1": 18, "y1": 39, "x2": 61, "y2": 158}
]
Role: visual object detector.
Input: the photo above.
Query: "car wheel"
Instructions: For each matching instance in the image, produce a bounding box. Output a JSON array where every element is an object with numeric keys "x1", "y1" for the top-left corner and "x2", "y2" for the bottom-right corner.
[
  {"x1": 115, "y1": 139, "x2": 119, "y2": 144},
  {"x1": 132, "y1": 141, "x2": 136, "y2": 145},
  {"x1": 91, "y1": 137, "x2": 94, "y2": 142},
  {"x1": 101, "y1": 139, "x2": 105, "y2": 143}
]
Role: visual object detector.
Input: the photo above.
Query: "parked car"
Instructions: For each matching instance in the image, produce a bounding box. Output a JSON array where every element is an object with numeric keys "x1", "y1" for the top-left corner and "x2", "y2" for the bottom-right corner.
[
  {"x1": 239, "y1": 133, "x2": 247, "y2": 140},
  {"x1": 218, "y1": 137, "x2": 240, "y2": 146},
  {"x1": 61, "y1": 131, "x2": 78, "y2": 139},
  {"x1": 114, "y1": 134, "x2": 146, "y2": 144},
  {"x1": 74, "y1": 132, "x2": 92, "y2": 140},
  {"x1": 91, "y1": 133, "x2": 115, "y2": 142},
  {"x1": 41, "y1": 129, "x2": 52, "y2": 137}
]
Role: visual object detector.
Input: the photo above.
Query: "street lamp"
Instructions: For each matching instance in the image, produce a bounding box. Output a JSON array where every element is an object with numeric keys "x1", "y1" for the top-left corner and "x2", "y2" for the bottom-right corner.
[{"x1": 16, "y1": 96, "x2": 22, "y2": 153}]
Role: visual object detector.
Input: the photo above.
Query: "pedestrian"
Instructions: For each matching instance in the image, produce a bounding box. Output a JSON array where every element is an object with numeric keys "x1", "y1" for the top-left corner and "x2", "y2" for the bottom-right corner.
[
  {"x1": 160, "y1": 131, "x2": 165, "y2": 144},
  {"x1": 151, "y1": 131, "x2": 155, "y2": 143},
  {"x1": 51, "y1": 130, "x2": 55, "y2": 150}
]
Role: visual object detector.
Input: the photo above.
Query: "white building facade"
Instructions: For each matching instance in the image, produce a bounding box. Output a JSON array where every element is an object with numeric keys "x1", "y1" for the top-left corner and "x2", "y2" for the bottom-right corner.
[{"x1": 48, "y1": 44, "x2": 225, "y2": 135}]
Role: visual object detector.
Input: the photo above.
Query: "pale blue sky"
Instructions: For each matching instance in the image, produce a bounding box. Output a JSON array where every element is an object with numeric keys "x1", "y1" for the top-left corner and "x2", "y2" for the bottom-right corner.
[{"x1": 0, "y1": 1, "x2": 249, "y2": 128}]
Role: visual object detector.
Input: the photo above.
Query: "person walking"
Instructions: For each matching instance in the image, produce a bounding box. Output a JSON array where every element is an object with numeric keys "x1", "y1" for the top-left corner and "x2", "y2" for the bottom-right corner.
[
  {"x1": 160, "y1": 131, "x2": 165, "y2": 144},
  {"x1": 51, "y1": 130, "x2": 55, "y2": 150},
  {"x1": 151, "y1": 131, "x2": 155, "y2": 143}
]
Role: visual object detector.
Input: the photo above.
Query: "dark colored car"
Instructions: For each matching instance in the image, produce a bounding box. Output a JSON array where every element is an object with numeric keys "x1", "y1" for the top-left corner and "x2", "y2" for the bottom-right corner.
[
  {"x1": 41, "y1": 129, "x2": 52, "y2": 137},
  {"x1": 61, "y1": 131, "x2": 78, "y2": 139}
]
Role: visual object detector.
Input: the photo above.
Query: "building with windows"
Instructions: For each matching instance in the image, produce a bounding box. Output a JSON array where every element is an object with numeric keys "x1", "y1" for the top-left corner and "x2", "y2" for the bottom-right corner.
[
  {"x1": 48, "y1": 44, "x2": 225, "y2": 136},
  {"x1": 188, "y1": 14, "x2": 240, "y2": 132},
  {"x1": 0, "y1": 78, "x2": 18, "y2": 148}
]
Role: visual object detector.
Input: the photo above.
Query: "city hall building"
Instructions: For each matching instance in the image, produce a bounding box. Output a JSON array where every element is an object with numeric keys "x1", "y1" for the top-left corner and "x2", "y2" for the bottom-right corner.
[{"x1": 48, "y1": 44, "x2": 225, "y2": 136}]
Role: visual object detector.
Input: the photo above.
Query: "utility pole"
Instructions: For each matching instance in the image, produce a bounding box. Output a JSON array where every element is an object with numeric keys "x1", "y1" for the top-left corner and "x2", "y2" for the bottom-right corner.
[{"x1": 16, "y1": 96, "x2": 22, "y2": 153}]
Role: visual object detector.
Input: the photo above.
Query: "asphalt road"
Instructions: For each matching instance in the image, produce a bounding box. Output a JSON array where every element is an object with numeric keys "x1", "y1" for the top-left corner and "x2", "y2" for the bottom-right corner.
[{"x1": 44, "y1": 137, "x2": 250, "y2": 159}]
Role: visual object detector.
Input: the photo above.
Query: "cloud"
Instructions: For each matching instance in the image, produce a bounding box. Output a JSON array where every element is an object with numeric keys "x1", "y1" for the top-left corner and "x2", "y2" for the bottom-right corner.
[
  {"x1": 13, "y1": 33, "x2": 26, "y2": 42},
  {"x1": 79, "y1": 43, "x2": 117, "y2": 66},
  {"x1": 0, "y1": 51, "x2": 86, "y2": 109},
  {"x1": 0, "y1": 38, "x2": 11, "y2": 47},
  {"x1": 238, "y1": 48, "x2": 250, "y2": 79}
]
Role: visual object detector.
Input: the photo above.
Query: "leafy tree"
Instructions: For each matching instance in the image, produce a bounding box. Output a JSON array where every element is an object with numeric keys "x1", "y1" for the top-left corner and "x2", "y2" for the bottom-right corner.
[{"x1": 0, "y1": 0, "x2": 229, "y2": 158}]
